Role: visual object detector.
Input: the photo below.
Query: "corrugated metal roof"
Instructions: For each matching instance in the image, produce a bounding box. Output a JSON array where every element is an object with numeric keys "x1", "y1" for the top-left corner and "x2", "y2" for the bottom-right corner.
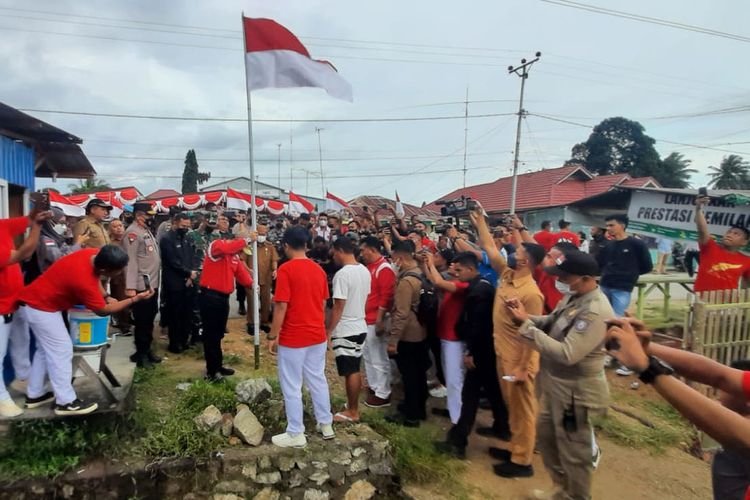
[
  {"x1": 0, "y1": 135, "x2": 34, "y2": 190},
  {"x1": 348, "y1": 195, "x2": 437, "y2": 219}
]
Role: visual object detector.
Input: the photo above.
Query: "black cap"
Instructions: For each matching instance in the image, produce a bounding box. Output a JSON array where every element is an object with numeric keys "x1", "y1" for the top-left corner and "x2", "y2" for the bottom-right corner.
[
  {"x1": 521, "y1": 242, "x2": 546, "y2": 267},
  {"x1": 132, "y1": 202, "x2": 156, "y2": 215},
  {"x1": 86, "y1": 198, "x2": 113, "y2": 211},
  {"x1": 544, "y1": 250, "x2": 600, "y2": 277}
]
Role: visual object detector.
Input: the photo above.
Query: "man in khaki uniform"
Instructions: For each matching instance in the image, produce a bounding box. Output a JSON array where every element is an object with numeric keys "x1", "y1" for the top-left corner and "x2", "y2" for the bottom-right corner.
[
  {"x1": 73, "y1": 198, "x2": 111, "y2": 248},
  {"x1": 123, "y1": 202, "x2": 162, "y2": 367},
  {"x1": 506, "y1": 250, "x2": 614, "y2": 500},
  {"x1": 235, "y1": 222, "x2": 279, "y2": 333}
]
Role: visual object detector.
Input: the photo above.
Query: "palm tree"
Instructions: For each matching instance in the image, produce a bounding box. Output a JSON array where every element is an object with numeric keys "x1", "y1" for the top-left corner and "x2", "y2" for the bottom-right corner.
[
  {"x1": 658, "y1": 152, "x2": 697, "y2": 188},
  {"x1": 68, "y1": 177, "x2": 112, "y2": 194},
  {"x1": 708, "y1": 155, "x2": 750, "y2": 190}
]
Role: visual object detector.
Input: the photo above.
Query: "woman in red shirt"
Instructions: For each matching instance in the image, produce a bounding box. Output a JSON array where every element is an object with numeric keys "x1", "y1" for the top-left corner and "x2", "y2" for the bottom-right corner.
[{"x1": 17, "y1": 245, "x2": 153, "y2": 416}]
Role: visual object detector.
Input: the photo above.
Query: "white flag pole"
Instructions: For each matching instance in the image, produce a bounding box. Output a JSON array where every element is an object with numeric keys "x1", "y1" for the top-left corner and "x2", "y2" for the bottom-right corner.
[{"x1": 242, "y1": 14, "x2": 262, "y2": 369}]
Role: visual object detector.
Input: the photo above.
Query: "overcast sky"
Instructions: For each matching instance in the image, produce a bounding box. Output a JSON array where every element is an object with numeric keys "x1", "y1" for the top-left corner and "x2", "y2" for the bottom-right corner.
[{"x1": 3, "y1": 0, "x2": 748, "y2": 205}]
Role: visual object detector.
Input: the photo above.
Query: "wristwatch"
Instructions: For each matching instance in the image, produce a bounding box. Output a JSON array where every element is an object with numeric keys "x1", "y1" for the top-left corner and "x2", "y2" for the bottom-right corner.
[{"x1": 637, "y1": 355, "x2": 674, "y2": 384}]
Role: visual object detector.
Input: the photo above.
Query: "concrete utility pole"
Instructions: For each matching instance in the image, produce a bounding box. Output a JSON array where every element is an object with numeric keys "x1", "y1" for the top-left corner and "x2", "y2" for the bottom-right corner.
[
  {"x1": 315, "y1": 127, "x2": 325, "y2": 197},
  {"x1": 276, "y1": 143, "x2": 282, "y2": 190},
  {"x1": 508, "y1": 52, "x2": 541, "y2": 214},
  {"x1": 462, "y1": 87, "x2": 469, "y2": 188},
  {"x1": 289, "y1": 124, "x2": 294, "y2": 192}
]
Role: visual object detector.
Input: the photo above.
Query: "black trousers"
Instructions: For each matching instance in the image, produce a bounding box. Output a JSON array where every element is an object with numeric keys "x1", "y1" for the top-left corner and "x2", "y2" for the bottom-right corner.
[
  {"x1": 199, "y1": 289, "x2": 230, "y2": 375},
  {"x1": 236, "y1": 282, "x2": 246, "y2": 306},
  {"x1": 427, "y1": 329, "x2": 445, "y2": 386},
  {"x1": 395, "y1": 340, "x2": 430, "y2": 421},
  {"x1": 133, "y1": 289, "x2": 159, "y2": 355},
  {"x1": 165, "y1": 287, "x2": 192, "y2": 351},
  {"x1": 685, "y1": 249, "x2": 700, "y2": 277},
  {"x1": 448, "y1": 352, "x2": 510, "y2": 448}
]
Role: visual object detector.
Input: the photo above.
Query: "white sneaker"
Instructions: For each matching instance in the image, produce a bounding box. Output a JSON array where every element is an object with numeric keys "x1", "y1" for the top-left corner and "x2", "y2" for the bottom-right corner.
[
  {"x1": 429, "y1": 385, "x2": 448, "y2": 398},
  {"x1": 317, "y1": 423, "x2": 335, "y2": 440},
  {"x1": 592, "y1": 446, "x2": 602, "y2": 470},
  {"x1": 603, "y1": 355, "x2": 614, "y2": 368},
  {"x1": 615, "y1": 366, "x2": 634, "y2": 376},
  {"x1": 0, "y1": 399, "x2": 23, "y2": 418},
  {"x1": 271, "y1": 432, "x2": 307, "y2": 448},
  {"x1": 9, "y1": 379, "x2": 28, "y2": 394}
]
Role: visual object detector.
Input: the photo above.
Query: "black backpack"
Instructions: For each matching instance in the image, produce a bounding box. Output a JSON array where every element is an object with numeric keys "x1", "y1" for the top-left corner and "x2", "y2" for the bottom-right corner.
[{"x1": 403, "y1": 272, "x2": 439, "y2": 329}]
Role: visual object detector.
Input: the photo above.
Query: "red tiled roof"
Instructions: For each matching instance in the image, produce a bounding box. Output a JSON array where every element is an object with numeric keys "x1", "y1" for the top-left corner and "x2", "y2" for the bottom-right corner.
[
  {"x1": 427, "y1": 166, "x2": 664, "y2": 214},
  {"x1": 145, "y1": 188, "x2": 181, "y2": 199},
  {"x1": 348, "y1": 195, "x2": 438, "y2": 219}
]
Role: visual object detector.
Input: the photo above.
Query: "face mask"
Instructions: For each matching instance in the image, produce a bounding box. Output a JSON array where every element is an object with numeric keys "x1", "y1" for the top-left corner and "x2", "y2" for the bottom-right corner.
[
  {"x1": 507, "y1": 254, "x2": 518, "y2": 270},
  {"x1": 205, "y1": 226, "x2": 215, "y2": 234},
  {"x1": 124, "y1": 216, "x2": 135, "y2": 225},
  {"x1": 257, "y1": 235, "x2": 267, "y2": 243},
  {"x1": 53, "y1": 223, "x2": 67, "y2": 236},
  {"x1": 319, "y1": 220, "x2": 327, "y2": 227},
  {"x1": 555, "y1": 280, "x2": 571, "y2": 295},
  {"x1": 176, "y1": 227, "x2": 189, "y2": 236}
]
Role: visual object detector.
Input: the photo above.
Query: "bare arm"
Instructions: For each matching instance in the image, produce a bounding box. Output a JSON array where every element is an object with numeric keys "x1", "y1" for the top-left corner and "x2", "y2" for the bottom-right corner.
[
  {"x1": 695, "y1": 196, "x2": 711, "y2": 245},
  {"x1": 327, "y1": 298, "x2": 346, "y2": 337},
  {"x1": 424, "y1": 254, "x2": 457, "y2": 293},
  {"x1": 469, "y1": 208, "x2": 506, "y2": 274},
  {"x1": 453, "y1": 237, "x2": 483, "y2": 259},
  {"x1": 93, "y1": 290, "x2": 154, "y2": 316}
]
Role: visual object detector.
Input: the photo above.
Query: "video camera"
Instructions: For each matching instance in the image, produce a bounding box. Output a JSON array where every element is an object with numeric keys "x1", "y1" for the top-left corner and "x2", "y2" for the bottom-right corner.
[
  {"x1": 435, "y1": 196, "x2": 478, "y2": 217},
  {"x1": 435, "y1": 217, "x2": 455, "y2": 234}
]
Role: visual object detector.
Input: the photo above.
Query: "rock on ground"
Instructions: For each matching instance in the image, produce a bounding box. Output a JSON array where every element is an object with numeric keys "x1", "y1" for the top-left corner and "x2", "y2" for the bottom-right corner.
[
  {"x1": 235, "y1": 378, "x2": 273, "y2": 405},
  {"x1": 195, "y1": 405, "x2": 223, "y2": 432},
  {"x1": 253, "y1": 488, "x2": 281, "y2": 500},
  {"x1": 221, "y1": 413, "x2": 234, "y2": 437},
  {"x1": 344, "y1": 480, "x2": 377, "y2": 500},
  {"x1": 303, "y1": 490, "x2": 329, "y2": 500},
  {"x1": 233, "y1": 407, "x2": 265, "y2": 446}
]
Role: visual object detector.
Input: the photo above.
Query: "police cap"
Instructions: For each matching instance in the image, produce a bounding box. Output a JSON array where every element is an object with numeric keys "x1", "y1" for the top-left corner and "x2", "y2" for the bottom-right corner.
[{"x1": 543, "y1": 250, "x2": 599, "y2": 277}]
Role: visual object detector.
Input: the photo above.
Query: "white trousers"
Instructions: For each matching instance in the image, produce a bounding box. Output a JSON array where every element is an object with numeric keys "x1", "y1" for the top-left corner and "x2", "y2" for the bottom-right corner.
[
  {"x1": 362, "y1": 324, "x2": 392, "y2": 399},
  {"x1": 0, "y1": 317, "x2": 12, "y2": 401},
  {"x1": 277, "y1": 341, "x2": 332, "y2": 436},
  {"x1": 440, "y1": 339, "x2": 466, "y2": 424},
  {"x1": 24, "y1": 306, "x2": 77, "y2": 405},
  {"x1": 8, "y1": 306, "x2": 30, "y2": 381}
]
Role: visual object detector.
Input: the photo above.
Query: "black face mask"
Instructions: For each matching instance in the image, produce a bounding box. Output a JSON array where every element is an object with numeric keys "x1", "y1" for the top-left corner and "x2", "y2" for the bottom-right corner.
[
  {"x1": 176, "y1": 227, "x2": 189, "y2": 236},
  {"x1": 124, "y1": 215, "x2": 135, "y2": 225},
  {"x1": 205, "y1": 226, "x2": 215, "y2": 234}
]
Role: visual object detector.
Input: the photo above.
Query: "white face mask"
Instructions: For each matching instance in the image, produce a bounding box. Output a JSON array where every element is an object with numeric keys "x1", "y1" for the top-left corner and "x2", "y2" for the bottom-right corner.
[
  {"x1": 318, "y1": 219, "x2": 327, "y2": 227},
  {"x1": 53, "y1": 223, "x2": 67, "y2": 236},
  {"x1": 257, "y1": 235, "x2": 267, "y2": 243},
  {"x1": 554, "y1": 280, "x2": 571, "y2": 295}
]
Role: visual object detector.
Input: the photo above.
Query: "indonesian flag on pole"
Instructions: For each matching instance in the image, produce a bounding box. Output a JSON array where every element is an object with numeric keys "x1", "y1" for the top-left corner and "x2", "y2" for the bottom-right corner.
[
  {"x1": 49, "y1": 191, "x2": 85, "y2": 217},
  {"x1": 243, "y1": 17, "x2": 353, "y2": 102},
  {"x1": 288, "y1": 192, "x2": 314, "y2": 215},
  {"x1": 226, "y1": 188, "x2": 253, "y2": 211},
  {"x1": 394, "y1": 191, "x2": 405, "y2": 218},
  {"x1": 325, "y1": 191, "x2": 349, "y2": 212}
]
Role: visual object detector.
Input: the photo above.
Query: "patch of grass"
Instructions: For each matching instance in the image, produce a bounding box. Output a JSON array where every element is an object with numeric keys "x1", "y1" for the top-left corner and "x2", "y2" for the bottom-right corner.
[
  {"x1": 223, "y1": 353, "x2": 242, "y2": 365},
  {"x1": 362, "y1": 413, "x2": 465, "y2": 485}
]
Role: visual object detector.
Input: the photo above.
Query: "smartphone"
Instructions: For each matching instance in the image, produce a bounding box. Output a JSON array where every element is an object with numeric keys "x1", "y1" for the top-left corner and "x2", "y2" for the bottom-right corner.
[
  {"x1": 224, "y1": 210, "x2": 237, "y2": 218},
  {"x1": 142, "y1": 273, "x2": 152, "y2": 290},
  {"x1": 698, "y1": 187, "x2": 708, "y2": 197},
  {"x1": 30, "y1": 192, "x2": 50, "y2": 211},
  {"x1": 502, "y1": 375, "x2": 516, "y2": 382}
]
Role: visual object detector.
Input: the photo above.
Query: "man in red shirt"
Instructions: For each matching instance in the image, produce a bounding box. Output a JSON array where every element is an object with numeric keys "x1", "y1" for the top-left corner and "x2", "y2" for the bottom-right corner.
[
  {"x1": 359, "y1": 236, "x2": 396, "y2": 408},
  {"x1": 17, "y1": 245, "x2": 153, "y2": 416},
  {"x1": 552, "y1": 219, "x2": 581, "y2": 248},
  {"x1": 268, "y1": 226, "x2": 334, "y2": 448},
  {"x1": 0, "y1": 211, "x2": 49, "y2": 417},
  {"x1": 694, "y1": 196, "x2": 750, "y2": 293},
  {"x1": 533, "y1": 220, "x2": 556, "y2": 251},
  {"x1": 198, "y1": 235, "x2": 255, "y2": 382}
]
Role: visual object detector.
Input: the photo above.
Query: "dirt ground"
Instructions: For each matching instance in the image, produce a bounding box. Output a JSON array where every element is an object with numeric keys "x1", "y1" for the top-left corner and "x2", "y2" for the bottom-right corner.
[{"x1": 152, "y1": 316, "x2": 713, "y2": 500}]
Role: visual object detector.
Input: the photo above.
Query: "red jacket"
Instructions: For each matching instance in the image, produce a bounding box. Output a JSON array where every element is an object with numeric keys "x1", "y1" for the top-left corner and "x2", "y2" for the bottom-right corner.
[
  {"x1": 200, "y1": 239, "x2": 252, "y2": 294},
  {"x1": 365, "y1": 257, "x2": 396, "y2": 325}
]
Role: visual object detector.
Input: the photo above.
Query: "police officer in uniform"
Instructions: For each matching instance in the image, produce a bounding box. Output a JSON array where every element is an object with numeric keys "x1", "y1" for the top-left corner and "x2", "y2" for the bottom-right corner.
[
  {"x1": 73, "y1": 198, "x2": 112, "y2": 248},
  {"x1": 235, "y1": 221, "x2": 279, "y2": 334},
  {"x1": 505, "y1": 250, "x2": 613, "y2": 500},
  {"x1": 123, "y1": 202, "x2": 162, "y2": 367}
]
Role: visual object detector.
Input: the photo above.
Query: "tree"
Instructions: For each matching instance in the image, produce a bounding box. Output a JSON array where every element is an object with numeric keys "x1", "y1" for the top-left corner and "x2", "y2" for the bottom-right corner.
[
  {"x1": 181, "y1": 149, "x2": 211, "y2": 193},
  {"x1": 569, "y1": 117, "x2": 661, "y2": 178},
  {"x1": 708, "y1": 155, "x2": 750, "y2": 190},
  {"x1": 68, "y1": 177, "x2": 112, "y2": 194},
  {"x1": 658, "y1": 152, "x2": 697, "y2": 189}
]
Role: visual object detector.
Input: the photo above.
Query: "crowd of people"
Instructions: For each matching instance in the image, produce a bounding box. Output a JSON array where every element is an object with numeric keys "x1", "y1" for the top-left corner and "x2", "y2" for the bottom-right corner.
[{"x1": 0, "y1": 192, "x2": 749, "y2": 499}]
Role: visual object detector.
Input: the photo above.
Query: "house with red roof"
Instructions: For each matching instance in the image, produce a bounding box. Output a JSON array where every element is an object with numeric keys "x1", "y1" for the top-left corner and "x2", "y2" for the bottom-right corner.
[{"x1": 426, "y1": 164, "x2": 659, "y2": 232}]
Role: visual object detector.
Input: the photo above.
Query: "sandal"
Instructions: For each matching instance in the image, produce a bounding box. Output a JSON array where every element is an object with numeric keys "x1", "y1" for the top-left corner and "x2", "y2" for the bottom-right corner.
[{"x1": 333, "y1": 412, "x2": 360, "y2": 423}]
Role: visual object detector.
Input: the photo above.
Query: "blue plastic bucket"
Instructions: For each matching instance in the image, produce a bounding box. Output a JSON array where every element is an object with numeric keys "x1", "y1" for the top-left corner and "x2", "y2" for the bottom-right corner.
[{"x1": 68, "y1": 306, "x2": 110, "y2": 347}]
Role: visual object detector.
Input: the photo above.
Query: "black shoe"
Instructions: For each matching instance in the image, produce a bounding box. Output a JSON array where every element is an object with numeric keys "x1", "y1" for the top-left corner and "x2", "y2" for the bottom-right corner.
[
  {"x1": 385, "y1": 413, "x2": 420, "y2": 427},
  {"x1": 476, "y1": 426, "x2": 512, "y2": 441},
  {"x1": 488, "y1": 447, "x2": 512, "y2": 462},
  {"x1": 25, "y1": 391, "x2": 55, "y2": 409},
  {"x1": 434, "y1": 441, "x2": 466, "y2": 459},
  {"x1": 238, "y1": 305, "x2": 247, "y2": 316},
  {"x1": 54, "y1": 399, "x2": 98, "y2": 416},
  {"x1": 218, "y1": 366, "x2": 235, "y2": 376},
  {"x1": 129, "y1": 352, "x2": 140, "y2": 363},
  {"x1": 396, "y1": 402, "x2": 427, "y2": 421},
  {"x1": 246, "y1": 323, "x2": 255, "y2": 335},
  {"x1": 147, "y1": 351, "x2": 162, "y2": 363},
  {"x1": 167, "y1": 346, "x2": 184, "y2": 354},
  {"x1": 492, "y1": 461, "x2": 533, "y2": 478},
  {"x1": 136, "y1": 356, "x2": 153, "y2": 369},
  {"x1": 431, "y1": 408, "x2": 450, "y2": 418},
  {"x1": 260, "y1": 324, "x2": 271, "y2": 334},
  {"x1": 205, "y1": 373, "x2": 225, "y2": 383},
  {"x1": 118, "y1": 327, "x2": 133, "y2": 337}
]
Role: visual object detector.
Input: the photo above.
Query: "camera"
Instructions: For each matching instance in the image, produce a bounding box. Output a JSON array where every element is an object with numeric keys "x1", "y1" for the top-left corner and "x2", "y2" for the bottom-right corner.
[
  {"x1": 496, "y1": 214, "x2": 514, "y2": 227},
  {"x1": 435, "y1": 217, "x2": 455, "y2": 234},
  {"x1": 435, "y1": 196, "x2": 478, "y2": 217}
]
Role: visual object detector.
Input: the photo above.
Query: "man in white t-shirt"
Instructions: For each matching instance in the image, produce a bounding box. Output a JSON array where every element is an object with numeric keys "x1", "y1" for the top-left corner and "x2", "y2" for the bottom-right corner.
[{"x1": 327, "y1": 236, "x2": 372, "y2": 423}]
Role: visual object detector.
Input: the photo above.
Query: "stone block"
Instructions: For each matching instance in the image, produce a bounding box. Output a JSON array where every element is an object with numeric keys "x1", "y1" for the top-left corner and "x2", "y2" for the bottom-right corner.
[
  {"x1": 255, "y1": 471, "x2": 282, "y2": 485},
  {"x1": 241, "y1": 463, "x2": 257, "y2": 480},
  {"x1": 214, "y1": 480, "x2": 249, "y2": 494},
  {"x1": 236, "y1": 378, "x2": 273, "y2": 405},
  {"x1": 221, "y1": 413, "x2": 234, "y2": 438},
  {"x1": 274, "y1": 454, "x2": 296, "y2": 472},
  {"x1": 330, "y1": 449, "x2": 352, "y2": 466},
  {"x1": 344, "y1": 480, "x2": 377, "y2": 500},
  {"x1": 308, "y1": 470, "x2": 329, "y2": 486},
  {"x1": 368, "y1": 461, "x2": 393, "y2": 476},
  {"x1": 327, "y1": 464, "x2": 346, "y2": 487},
  {"x1": 348, "y1": 457, "x2": 368, "y2": 475},
  {"x1": 259, "y1": 455, "x2": 273, "y2": 470},
  {"x1": 234, "y1": 408, "x2": 265, "y2": 446},
  {"x1": 195, "y1": 405, "x2": 223, "y2": 432},
  {"x1": 288, "y1": 470, "x2": 305, "y2": 488},
  {"x1": 254, "y1": 488, "x2": 281, "y2": 500},
  {"x1": 303, "y1": 489, "x2": 329, "y2": 500}
]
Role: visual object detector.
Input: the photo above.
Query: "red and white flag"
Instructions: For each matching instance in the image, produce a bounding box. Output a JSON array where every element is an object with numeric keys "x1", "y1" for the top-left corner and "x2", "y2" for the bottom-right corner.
[
  {"x1": 49, "y1": 191, "x2": 85, "y2": 217},
  {"x1": 243, "y1": 17, "x2": 353, "y2": 102},
  {"x1": 394, "y1": 191, "x2": 405, "y2": 218},
  {"x1": 226, "y1": 188, "x2": 253, "y2": 211},
  {"x1": 288, "y1": 192, "x2": 314, "y2": 215},
  {"x1": 325, "y1": 191, "x2": 349, "y2": 212}
]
